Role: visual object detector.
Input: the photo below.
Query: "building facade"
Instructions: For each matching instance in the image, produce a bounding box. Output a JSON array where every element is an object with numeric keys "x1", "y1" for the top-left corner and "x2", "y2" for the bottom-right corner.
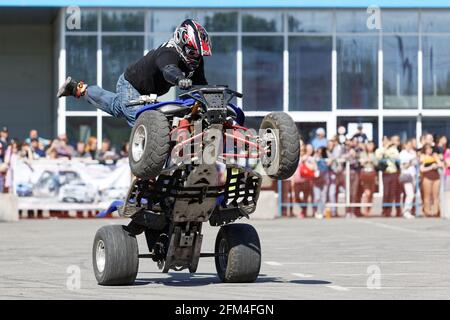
[{"x1": 1, "y1": 1, "x2": 450, "y2": 148}]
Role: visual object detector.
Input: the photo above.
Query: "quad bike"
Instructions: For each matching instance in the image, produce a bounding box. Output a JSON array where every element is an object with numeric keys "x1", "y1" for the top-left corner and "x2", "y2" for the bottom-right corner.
[{"x1": 92, "y1": 86, "x2": 299, "y2": 285}]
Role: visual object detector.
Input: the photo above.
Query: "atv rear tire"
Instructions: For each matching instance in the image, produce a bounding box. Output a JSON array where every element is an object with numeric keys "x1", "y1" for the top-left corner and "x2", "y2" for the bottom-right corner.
[
  {"x1": 215, "y1": 223, "x2": 261, "y2": 283},
  {"x1": 259, "y1": 112, "x2": 300, "y2": 180},
  {"x1": 92, "y1": 225, "x2": 139, "y2": 285},
  {"x1": 129, "y1": 110, "x2": 170, "y2": 179}
]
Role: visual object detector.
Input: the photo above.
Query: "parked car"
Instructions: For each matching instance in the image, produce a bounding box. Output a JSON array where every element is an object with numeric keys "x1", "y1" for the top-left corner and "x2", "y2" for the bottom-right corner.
[
  {"x1": 16, "y1": 183, "x2": 33, "y2": 197},
  {"x1": 58, "y1": 181, "x2": 97, "y2": 203}
]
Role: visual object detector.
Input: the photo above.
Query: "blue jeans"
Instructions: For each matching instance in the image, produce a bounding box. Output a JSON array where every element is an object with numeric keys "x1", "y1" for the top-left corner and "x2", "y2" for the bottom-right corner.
[{"x1": 84, "y1": 73, "x2": 141, "y2": 127}]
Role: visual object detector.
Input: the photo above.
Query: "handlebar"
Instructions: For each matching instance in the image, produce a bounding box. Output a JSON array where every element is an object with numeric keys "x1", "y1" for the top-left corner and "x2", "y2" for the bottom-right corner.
[
  {"x1": 179, "y1": 85, "x2": 243, "y2": 99},
  {"x1": 179, "y1": 85, "x2": 243, "y2": 109},
  {"x1": 126, "y1": 86, "x2": 243, "y2": 107}
]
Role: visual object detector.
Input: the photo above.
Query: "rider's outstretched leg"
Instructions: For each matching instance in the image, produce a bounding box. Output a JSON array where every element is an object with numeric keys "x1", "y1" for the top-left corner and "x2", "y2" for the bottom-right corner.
[{"x1": 57, "y1": 74, "x2": 141, "y2": 126}]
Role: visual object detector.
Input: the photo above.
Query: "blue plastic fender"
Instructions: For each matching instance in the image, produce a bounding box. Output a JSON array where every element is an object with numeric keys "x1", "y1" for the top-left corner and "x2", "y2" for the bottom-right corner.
[
  {"x1": 134, "y1": 98, "x2": 245, "y2": 126},
  {"x1": 96, "y1": 200, "x2": 124, "y2": 217}
]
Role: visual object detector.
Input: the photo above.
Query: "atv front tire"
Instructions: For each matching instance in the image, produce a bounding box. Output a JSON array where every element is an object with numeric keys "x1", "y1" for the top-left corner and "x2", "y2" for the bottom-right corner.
[
  {"x1": 215, "y1": 223, "x2": 261, "y2": 283},
  {"x1": 259, "y1": 112, "x2": 300, "y2": 180},
  {"x1": 129, "y1": 110, "x2": 170, "y2": 179},
  {"x1": 92, "y1": 225, "x2": 139, "y2": 285}
]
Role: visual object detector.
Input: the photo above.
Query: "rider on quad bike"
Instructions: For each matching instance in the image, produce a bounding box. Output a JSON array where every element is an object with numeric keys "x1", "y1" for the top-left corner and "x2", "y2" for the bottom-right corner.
[
  {"x1": 57, "y1": 19, "x2": 211, "y2": 127},
  {"x1": 58, "y1": 18, "x2": 301, "y2": 285}
]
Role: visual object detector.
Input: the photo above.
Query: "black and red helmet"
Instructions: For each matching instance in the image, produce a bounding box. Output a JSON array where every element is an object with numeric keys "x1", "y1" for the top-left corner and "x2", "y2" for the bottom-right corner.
[{"x1": 173, "y1": 19, "x2": 212, "y2": 70}]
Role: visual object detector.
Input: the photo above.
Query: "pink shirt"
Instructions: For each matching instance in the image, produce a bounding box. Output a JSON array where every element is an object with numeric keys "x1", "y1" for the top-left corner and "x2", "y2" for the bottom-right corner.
[{"x1": 444, "y1": 149, "x2": 450, "y2": 176}]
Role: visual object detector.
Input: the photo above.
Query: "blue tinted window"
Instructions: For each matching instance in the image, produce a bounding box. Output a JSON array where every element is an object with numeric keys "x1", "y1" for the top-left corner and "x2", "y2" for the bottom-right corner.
[
  {"x1": 421, "y1": 11, "x2": 450, "y2": 33},
  {"x1": 66, "y1": 36, "x2": 97, "y2": 111},
  {"x1": 102, "y1": 36, "x2": 144, "y2": 92},
  {"x1": 381, "y1": 11, "x2": 418, "y2": 33},
  {"x1": 383, "y1": 36, "x2": 418, "y2": 109},
  {"x1": 66, "y1": 9, "x2": 97, "y2": 32},
  {"x1": 205, "y1": 36, "x2": 237, "y2": 89},
  {"x1": 102, "y1": 10, "x2": 144, "y2": 32},
  {"x1": 196, "y1": 11, "x2": 238, "y2": 32},
  {"x1": 288, "y1": 11, "x2": 332, "y2": 33},
  {"x1": 243, "y1": 36, "x2": 283, "y2": 111},
  {"x1": 337, "y1": 36, "x2": 378, "y2": 109},
  {"x1": 423, "y1": 36, "x2": 450, "y2": 109},
  {"x1": 423, "y1": 117, "x2": 450, "y2": 139},
  {"x1": 66, "y1": 117, "x2": 97, "y2": 144},
  {"x1": 102, "y1": 117, "x2": 131, "y2": 151},
  {"x1": 336, "y1": 10, "x2": 377, "y2": 33},
  {"x1": 289, "y1": 36, "x2": 332, "y2": 111},
  {"x1": 151, "y1": 11, "x2": 194, "y2": 33},
  {"x1": 242, "y1": 12, "x2": 283, "y2": 32},
  {"x1": 383, "y1": 117, "x2": 416, "y2": 141}
]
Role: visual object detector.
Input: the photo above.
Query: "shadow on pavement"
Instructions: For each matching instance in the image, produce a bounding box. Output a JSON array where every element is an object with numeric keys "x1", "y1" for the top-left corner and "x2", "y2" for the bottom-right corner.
[
  {"x1": 135, "y1": 273, "x2": 284, "y2": 287},
  {"x1": 134, "y1": 272, "x2": 331, "y2": 287},
  {"x1": 290, "y1": 280, "x2": 332, "y2": 285}
]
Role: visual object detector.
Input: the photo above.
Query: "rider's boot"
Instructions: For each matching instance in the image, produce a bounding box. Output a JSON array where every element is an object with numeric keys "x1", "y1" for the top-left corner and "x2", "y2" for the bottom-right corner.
[{"x1": 56, "y1": 76, "x2": 87, "y2": 98}]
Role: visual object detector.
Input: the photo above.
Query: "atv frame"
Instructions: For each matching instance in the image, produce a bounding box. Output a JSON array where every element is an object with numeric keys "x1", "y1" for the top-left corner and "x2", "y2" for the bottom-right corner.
[{"x1": 92, "y1": 86, "x2": 299, "y2": 285}]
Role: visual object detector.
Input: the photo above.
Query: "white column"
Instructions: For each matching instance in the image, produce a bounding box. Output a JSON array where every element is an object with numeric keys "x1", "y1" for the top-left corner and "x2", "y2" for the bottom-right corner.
[
  {"x1": 378, "y1": 49, "x2": 383, "y2": 144},
  {"x1": 330, "y1": 49, "x2": 337, "y2": 138},
  {"x1": 96, "y1": 10, "x2": 103, "y2": 149},
  {"x1": 237, "y1": 49, "x2": 243, "y2": 108},
  {"x1": 57, "y1": 8, "x2": 66, "y2": 136},
  {"x1": 236, "y1": 11, "x2": 243, "y2": 109},
  {"x1": 330, "y1": 11, "x2": 337, "y2": 139},
  {"x1": 377, "y1": 41, "x2": 384, "y2": 196},
  {"x1": 332, "y1": 50, "x2": 337, "y2": 112},
  {"x1": 283, "y1": 13, "x2": 289, "y2": 113},
  {"x1": 283, "y1": 49, "x2": 289, "y2": 113},
  {"x1": 417, "y1": 12, "x2": 423, "y2": 144},
  {"x1": 416, "y1": 114, "x2": 422, "y2": 145},
  {"x1": 418, "y1": 49, "x2": 423, "y2": 112},
  {"x1": 144, "y1": 9, "x2": 149, "y2": 55}
]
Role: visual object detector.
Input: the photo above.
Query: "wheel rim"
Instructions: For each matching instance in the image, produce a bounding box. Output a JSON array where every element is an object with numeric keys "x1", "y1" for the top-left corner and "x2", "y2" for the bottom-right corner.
[
  {"x1": 218, "y1": 238, "x2": 229, "y2": 271},
  {"x1": 96, "y1": 240, "x2": 106, "y2": 273},
  {"x1": 132, "y1": 125, "x2": 147, "y2": 162},
  {"x1": 261, "y1": 128, "x2": 278, "y2": 167}
]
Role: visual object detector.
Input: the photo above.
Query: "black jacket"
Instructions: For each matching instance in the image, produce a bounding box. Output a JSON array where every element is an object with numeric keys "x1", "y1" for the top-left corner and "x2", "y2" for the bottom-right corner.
[{"x1": 124, "y1": 42, "x2": 207, "y2": 96}]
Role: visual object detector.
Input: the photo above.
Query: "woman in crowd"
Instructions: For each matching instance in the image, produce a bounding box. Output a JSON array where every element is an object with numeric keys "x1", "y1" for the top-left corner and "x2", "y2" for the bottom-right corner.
[
  {"x1": 0, "y1": 142, "x2": 6, "y2": 193},
  {"x1": 85, "y1": 136, "x2": 98, "y2": 160},
  {"x1": 343, "y1": 138, "x2": 362, "y2": 217},
  {"x1": 313, "y1": 147, "x2": 328, "y2": 219},
  {"x1": 73, "y1": 141, "x2": 89, "y2": 158},
  {"x1": 420, "y1": 143, "x2": 442, "y2": 217},
  {"x1": 359, "y1": 141, "x2": 378, "y2": 216},
  {"x1": 399, "y1": 139, "x2": 418, "y2": 219},
  {"x1": 293, "y1": 143, "x2": 316, "y2": 218},
  {"x1": 120, "y1": 141, "x2": 130, "y2": 158},
  {"x1": 436, "y1": 135, "x2": 447, "y2": 155},
  {"x1": 326, "y1": 136, "x2": 344, "y2": 217},
  {"x1": 19, "y1": 142, "x2": 34, "y2": 161},
  {"x1": 3, "y1": 140, "x2": 20, "y2": 193},
  {"x1": 443, "y1": 141, "x2": 450, "y2": 191},
  {"x1": 376, "y1": 136, "x2": 401, "y2": 217}
]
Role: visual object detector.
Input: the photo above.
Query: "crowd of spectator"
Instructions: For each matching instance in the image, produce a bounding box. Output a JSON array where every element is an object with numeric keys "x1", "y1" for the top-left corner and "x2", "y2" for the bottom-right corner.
[
  {"x1": 283, "y1": 125, "x2": 450, "y2": 219},
  {"x1": 0, "y1": 126, "x2": 128, "y2": 193},
  {"x1": 2, "y1": 124, "x2": 450, "y2": 219}
]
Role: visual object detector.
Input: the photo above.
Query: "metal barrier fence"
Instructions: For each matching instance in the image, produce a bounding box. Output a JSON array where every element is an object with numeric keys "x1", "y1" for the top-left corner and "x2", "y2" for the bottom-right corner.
[{"x1": 277, "y1": 161, "x2": 448, "y2": 218}]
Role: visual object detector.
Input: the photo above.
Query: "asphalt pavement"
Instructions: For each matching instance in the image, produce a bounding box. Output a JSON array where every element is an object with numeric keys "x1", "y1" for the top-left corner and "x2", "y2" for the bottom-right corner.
[{"x1": 1, "y1": 217, "x2": 450, "y2": 299}]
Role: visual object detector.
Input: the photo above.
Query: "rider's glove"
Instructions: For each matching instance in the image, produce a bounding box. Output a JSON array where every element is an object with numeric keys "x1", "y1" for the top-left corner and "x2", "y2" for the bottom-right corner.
[{"x1": 178, "y1": 78, "x2": 192, "y2": 90}]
